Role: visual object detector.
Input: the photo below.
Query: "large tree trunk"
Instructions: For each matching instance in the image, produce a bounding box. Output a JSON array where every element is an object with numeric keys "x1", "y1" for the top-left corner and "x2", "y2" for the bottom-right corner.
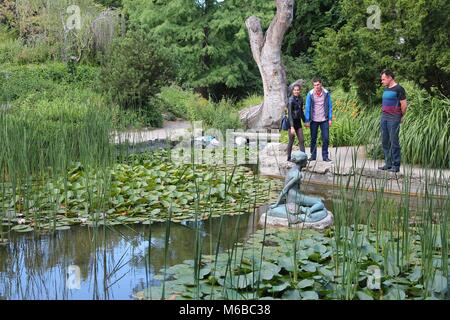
[{"x1": 240, "y1": 0, "x2": 294, "y2": 129}]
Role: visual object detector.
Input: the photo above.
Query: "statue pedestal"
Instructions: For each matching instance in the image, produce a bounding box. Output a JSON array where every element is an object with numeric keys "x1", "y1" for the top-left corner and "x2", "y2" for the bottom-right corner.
[{"x1": 259, "y1": 210, "x2": 334, "y2": 231}]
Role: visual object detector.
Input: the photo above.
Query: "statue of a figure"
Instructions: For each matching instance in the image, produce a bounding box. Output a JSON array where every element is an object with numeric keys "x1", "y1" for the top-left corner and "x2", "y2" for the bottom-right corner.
[{"x1": 268, "y1": 151, "x2": 328, "y2": 223}]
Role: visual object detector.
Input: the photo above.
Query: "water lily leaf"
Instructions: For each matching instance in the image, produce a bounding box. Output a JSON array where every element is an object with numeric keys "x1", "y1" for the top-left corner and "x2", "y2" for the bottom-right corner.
[
  {"x1": 11, "y1": 225, "x2": 34, "y2": 233},
  {"x1": 199, "y1": 267, "x2": 211, "y2": 279},
  {"x1": 386, "y1": 254, "x2": 400, "y2": 277},
  {"x1": 384, "y1": 287, "x2": 406, "y2": 300},
  {"x1": 278, "y1": 256, "x2": 296, "y2": 272},
  {"x1": 432, "y1": 273, "x2": 448, "y2": 294},
  {"x1": 319, "y1": 267, "x2": 335, "y2": 280},
  {"x1": 142, "y1": 283, "x2": 184, "y2": 300},
  {"x1": 259, "y1": 262, "x2": 281, "y2": 281},
  {"x1": 356, "y1": 291, "x2": 374, "y2": 300},
  {"x1": 300, "y1": 291, "x2": 319, "y2": 300},
  {"x1": 301, "y1": 263, "x2": 317, "y2": 273},
  {"x1": 174, "y1": 274, "x2": 196, "y2": 287},
  {"x1": 299, "y1": 238, "x2": 314, "y2": 248},
  {"x1": 167, "y1": 263, "x2": 192, "y2": 276},
  {"x1": 267, "y1": 282, "x2": 290, "y2": 293},
  {"x1": 313, "y1": 243, "x2": 328, "y2": 254},
  {"x1": 297, "y1": 279, "x2": 314, "y2": 289},
  {"x1": 282, "y1": 290, "x2": 301, "y2": 300},
  {"x1": 55, "y1": 226, "x2": 71, "y2": 231},
  {"x1": 308, "y1": 252, "x2": 321, "y2": 262}
]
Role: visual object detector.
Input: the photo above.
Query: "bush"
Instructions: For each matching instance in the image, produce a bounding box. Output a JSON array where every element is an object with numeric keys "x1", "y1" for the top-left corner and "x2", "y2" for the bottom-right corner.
[
  {"x1": 157, "y1": 85, "x2": 242, "y2": 133},
  {"x1": 189, "y1": 99, "x2": 243, "y2": 134},
  {"x1": 0, "y1": 63, "x2": 99, "y2": 103},
  {"x1": 0, "y1": 38, "x2": 22, "y2": 64},
  {"x1": 100, "y1": 30, "x2": 173, "y2": 127},
  {"x1": 236, "y1": 94, "x2": 263, "y2": 110},
  {"x1": 158, "y1": 85, "x2": 207, "y2": 120}
]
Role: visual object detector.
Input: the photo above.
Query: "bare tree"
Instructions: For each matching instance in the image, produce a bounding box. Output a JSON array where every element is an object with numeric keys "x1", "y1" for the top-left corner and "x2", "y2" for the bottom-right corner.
[{"x1": 240, "y1": 0, "x2": 294, "y2": 129}]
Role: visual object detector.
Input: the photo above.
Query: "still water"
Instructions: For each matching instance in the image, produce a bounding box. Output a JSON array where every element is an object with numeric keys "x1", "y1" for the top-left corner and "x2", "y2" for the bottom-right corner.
[
  {"x1": 0, "y1": 212, "x2": 264, "y2": 300},
  {"x1": 0, "y1": 181, "x2": 423, "y2": 300}
]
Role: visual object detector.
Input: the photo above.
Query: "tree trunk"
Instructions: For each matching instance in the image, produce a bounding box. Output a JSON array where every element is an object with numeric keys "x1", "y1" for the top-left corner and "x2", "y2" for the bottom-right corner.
[{"x1": 240, "y1": 0, "x2": 294, "y2": 129}]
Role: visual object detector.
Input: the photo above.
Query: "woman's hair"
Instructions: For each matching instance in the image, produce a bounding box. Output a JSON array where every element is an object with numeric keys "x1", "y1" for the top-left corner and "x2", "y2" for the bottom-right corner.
[{"x1": 291, "y1": 84, "x2": 301, "y2": 93}]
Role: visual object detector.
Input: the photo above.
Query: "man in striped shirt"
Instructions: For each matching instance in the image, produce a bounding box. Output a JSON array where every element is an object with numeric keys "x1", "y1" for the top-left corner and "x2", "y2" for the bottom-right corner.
[{"x1": 378, "y1": 69, "x2": 407, "y2": 173}]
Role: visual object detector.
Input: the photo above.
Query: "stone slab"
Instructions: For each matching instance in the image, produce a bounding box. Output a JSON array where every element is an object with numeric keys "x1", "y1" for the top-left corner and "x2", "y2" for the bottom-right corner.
[{"x1": 259, "y1": 210, "x2": 334, "y2": 231}]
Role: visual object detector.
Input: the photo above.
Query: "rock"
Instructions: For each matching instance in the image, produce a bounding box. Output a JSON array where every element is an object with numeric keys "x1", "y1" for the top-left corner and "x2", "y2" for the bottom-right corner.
[
  {"x1": 357, "y1": 168, "x2": 404, "y2": 179},
  {"x1": 306, "y1": 161, "x2": 332, "y2": 174},
  {"x1": 259, "y1": 210, "x2": 334, "y2": 231}
]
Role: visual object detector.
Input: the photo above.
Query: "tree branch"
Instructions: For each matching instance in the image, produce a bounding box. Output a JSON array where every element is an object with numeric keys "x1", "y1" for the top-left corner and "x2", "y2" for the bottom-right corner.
[
  {"x1": 266, "y1": 0, "x2": 294, "y2": 48},
  {"x1": 245, "y1": 16, "x2": 264, "y2": 67}
]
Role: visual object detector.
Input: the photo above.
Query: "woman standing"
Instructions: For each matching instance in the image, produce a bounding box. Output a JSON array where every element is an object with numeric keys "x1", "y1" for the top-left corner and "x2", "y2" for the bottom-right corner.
[{"x1": 287, "y1": 84, "x2": 306, "y2": 161}]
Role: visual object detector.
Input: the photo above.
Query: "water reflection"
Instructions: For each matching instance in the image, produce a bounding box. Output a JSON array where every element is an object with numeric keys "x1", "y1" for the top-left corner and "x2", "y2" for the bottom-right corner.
[{"x1": 0, "y1": 212, "x2": 260, "y2": 300}]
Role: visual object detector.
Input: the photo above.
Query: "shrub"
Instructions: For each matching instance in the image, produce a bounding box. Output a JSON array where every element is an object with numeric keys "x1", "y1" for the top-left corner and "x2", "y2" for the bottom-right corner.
[
  {"x1": 0, "y1": 63, "x2": 99, "y2": 103},
  {"x1": 236, "y1": 94, "x2": 263, "y2": 110},
  {"x1": 190, "y1": 99, "x2": 243, "y2": 134},
  {"x1": 100, "y1": 30, "x2": 174, "y2": 127},
  {"x1": 0, "y1": 38, "x2": 22, "y2": 64},
  {"x1": 157, "y1": 85, "x2": 207, "y2": 120}
]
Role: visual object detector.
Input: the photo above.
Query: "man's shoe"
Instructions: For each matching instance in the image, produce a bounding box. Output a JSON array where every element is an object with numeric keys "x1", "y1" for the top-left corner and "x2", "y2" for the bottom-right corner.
[
  {"x1": 387, "y1": 167, "x2": 400, "y2": 173},
  {"x1": 323, "y1": 158, "x2": 332, "y2": 162},
  {"x1": 308, "y1": 157, "x2": 316, "y2": 161},
  {"x1": 378, "y1": 165, "x2": 391, "y2": 170}
]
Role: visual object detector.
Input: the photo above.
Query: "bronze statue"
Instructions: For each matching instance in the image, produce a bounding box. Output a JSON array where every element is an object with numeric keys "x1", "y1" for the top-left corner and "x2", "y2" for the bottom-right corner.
[{"x1": 268, "y1": 151, "x2": 328, "y2": 223}]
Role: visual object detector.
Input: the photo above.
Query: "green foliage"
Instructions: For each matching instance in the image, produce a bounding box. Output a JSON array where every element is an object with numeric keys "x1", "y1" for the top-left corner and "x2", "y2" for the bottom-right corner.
[
  {"x1": 190, "y1": 98, "x2": 243, "y2": 134},
  {"x1": 0, "y1": 38, "x2": 23, "y2": 64},
  {"x1": 123, "y1": 0, "x2": 275, "y2": 99},
  {"x1": 283, "y1": 0, "x2": 341, "y2": 57},
  {"x1": 236, "y1": 93, "x2": 263, "y2": 110},
  {"x1": 158, "y1": 86, "x2": 207, "y2": 120},
  {"x1": 0, "y1": 87, "x2": 114, "y2": 175},
  {"x1": 94, "y1": 0, "x2": 123, "y2": 8},
  {"x1": 283, "y1": 54, "x2": 319, "y2": 88},
  {"x1": 100, "y1": 30, "x2": 173, "y2": 127},
  {"x1": 157, "y1": 85, "x2": 242, "y2": 133},
  {"x1": 314, "y1": 0, "x2": 450, "y2": 100},
  {"x1": 0, "y1": 63, "x2": 99, "y2": 103}
]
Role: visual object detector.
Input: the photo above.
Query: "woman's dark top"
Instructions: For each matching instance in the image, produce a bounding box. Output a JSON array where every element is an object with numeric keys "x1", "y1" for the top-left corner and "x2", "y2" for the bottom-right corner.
[{"x1": 288, "y1": 95, "x2": 305, "y2": 129}]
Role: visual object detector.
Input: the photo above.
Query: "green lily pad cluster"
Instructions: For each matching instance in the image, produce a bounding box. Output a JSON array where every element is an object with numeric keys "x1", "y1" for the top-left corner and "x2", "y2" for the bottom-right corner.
[
  {"x1": 136, "y1": 226, "x2": 448, "y2": 300},
  {"x1": 1, "y1": 150, "x2": 282, "y2": 233}
]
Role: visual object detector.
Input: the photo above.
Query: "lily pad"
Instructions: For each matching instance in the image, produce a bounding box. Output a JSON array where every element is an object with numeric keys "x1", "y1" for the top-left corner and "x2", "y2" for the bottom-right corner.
[
  {"x1": 300, "y1": 291, "x2": 319, "y2": 300},
  {"x1": 297, "y1": 279, "x2": 314, "y2": 289}
]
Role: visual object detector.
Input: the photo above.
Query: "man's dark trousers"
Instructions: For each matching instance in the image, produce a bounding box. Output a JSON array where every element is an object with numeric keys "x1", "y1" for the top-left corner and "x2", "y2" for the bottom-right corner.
[
  {"x1": 381, "y1": 117, "x2": 401, "y2": 169},
  {"x1": 310, "y1": 120, "x2": 329, "y2": 160}
]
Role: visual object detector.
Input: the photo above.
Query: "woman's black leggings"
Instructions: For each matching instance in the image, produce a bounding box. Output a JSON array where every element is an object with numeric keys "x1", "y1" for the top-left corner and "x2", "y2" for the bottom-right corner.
[{"x1": 287, "y1": 127, "x2": 305, "y2": 160}]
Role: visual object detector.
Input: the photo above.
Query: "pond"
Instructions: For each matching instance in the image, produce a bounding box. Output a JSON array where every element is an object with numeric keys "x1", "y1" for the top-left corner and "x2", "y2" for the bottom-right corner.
[
  {"x1": 0, "y1": 180, "x2": 444, "y2": 300},
  {"x1": 0, "y1": 211, "x2": 262, "y2": 300}
]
